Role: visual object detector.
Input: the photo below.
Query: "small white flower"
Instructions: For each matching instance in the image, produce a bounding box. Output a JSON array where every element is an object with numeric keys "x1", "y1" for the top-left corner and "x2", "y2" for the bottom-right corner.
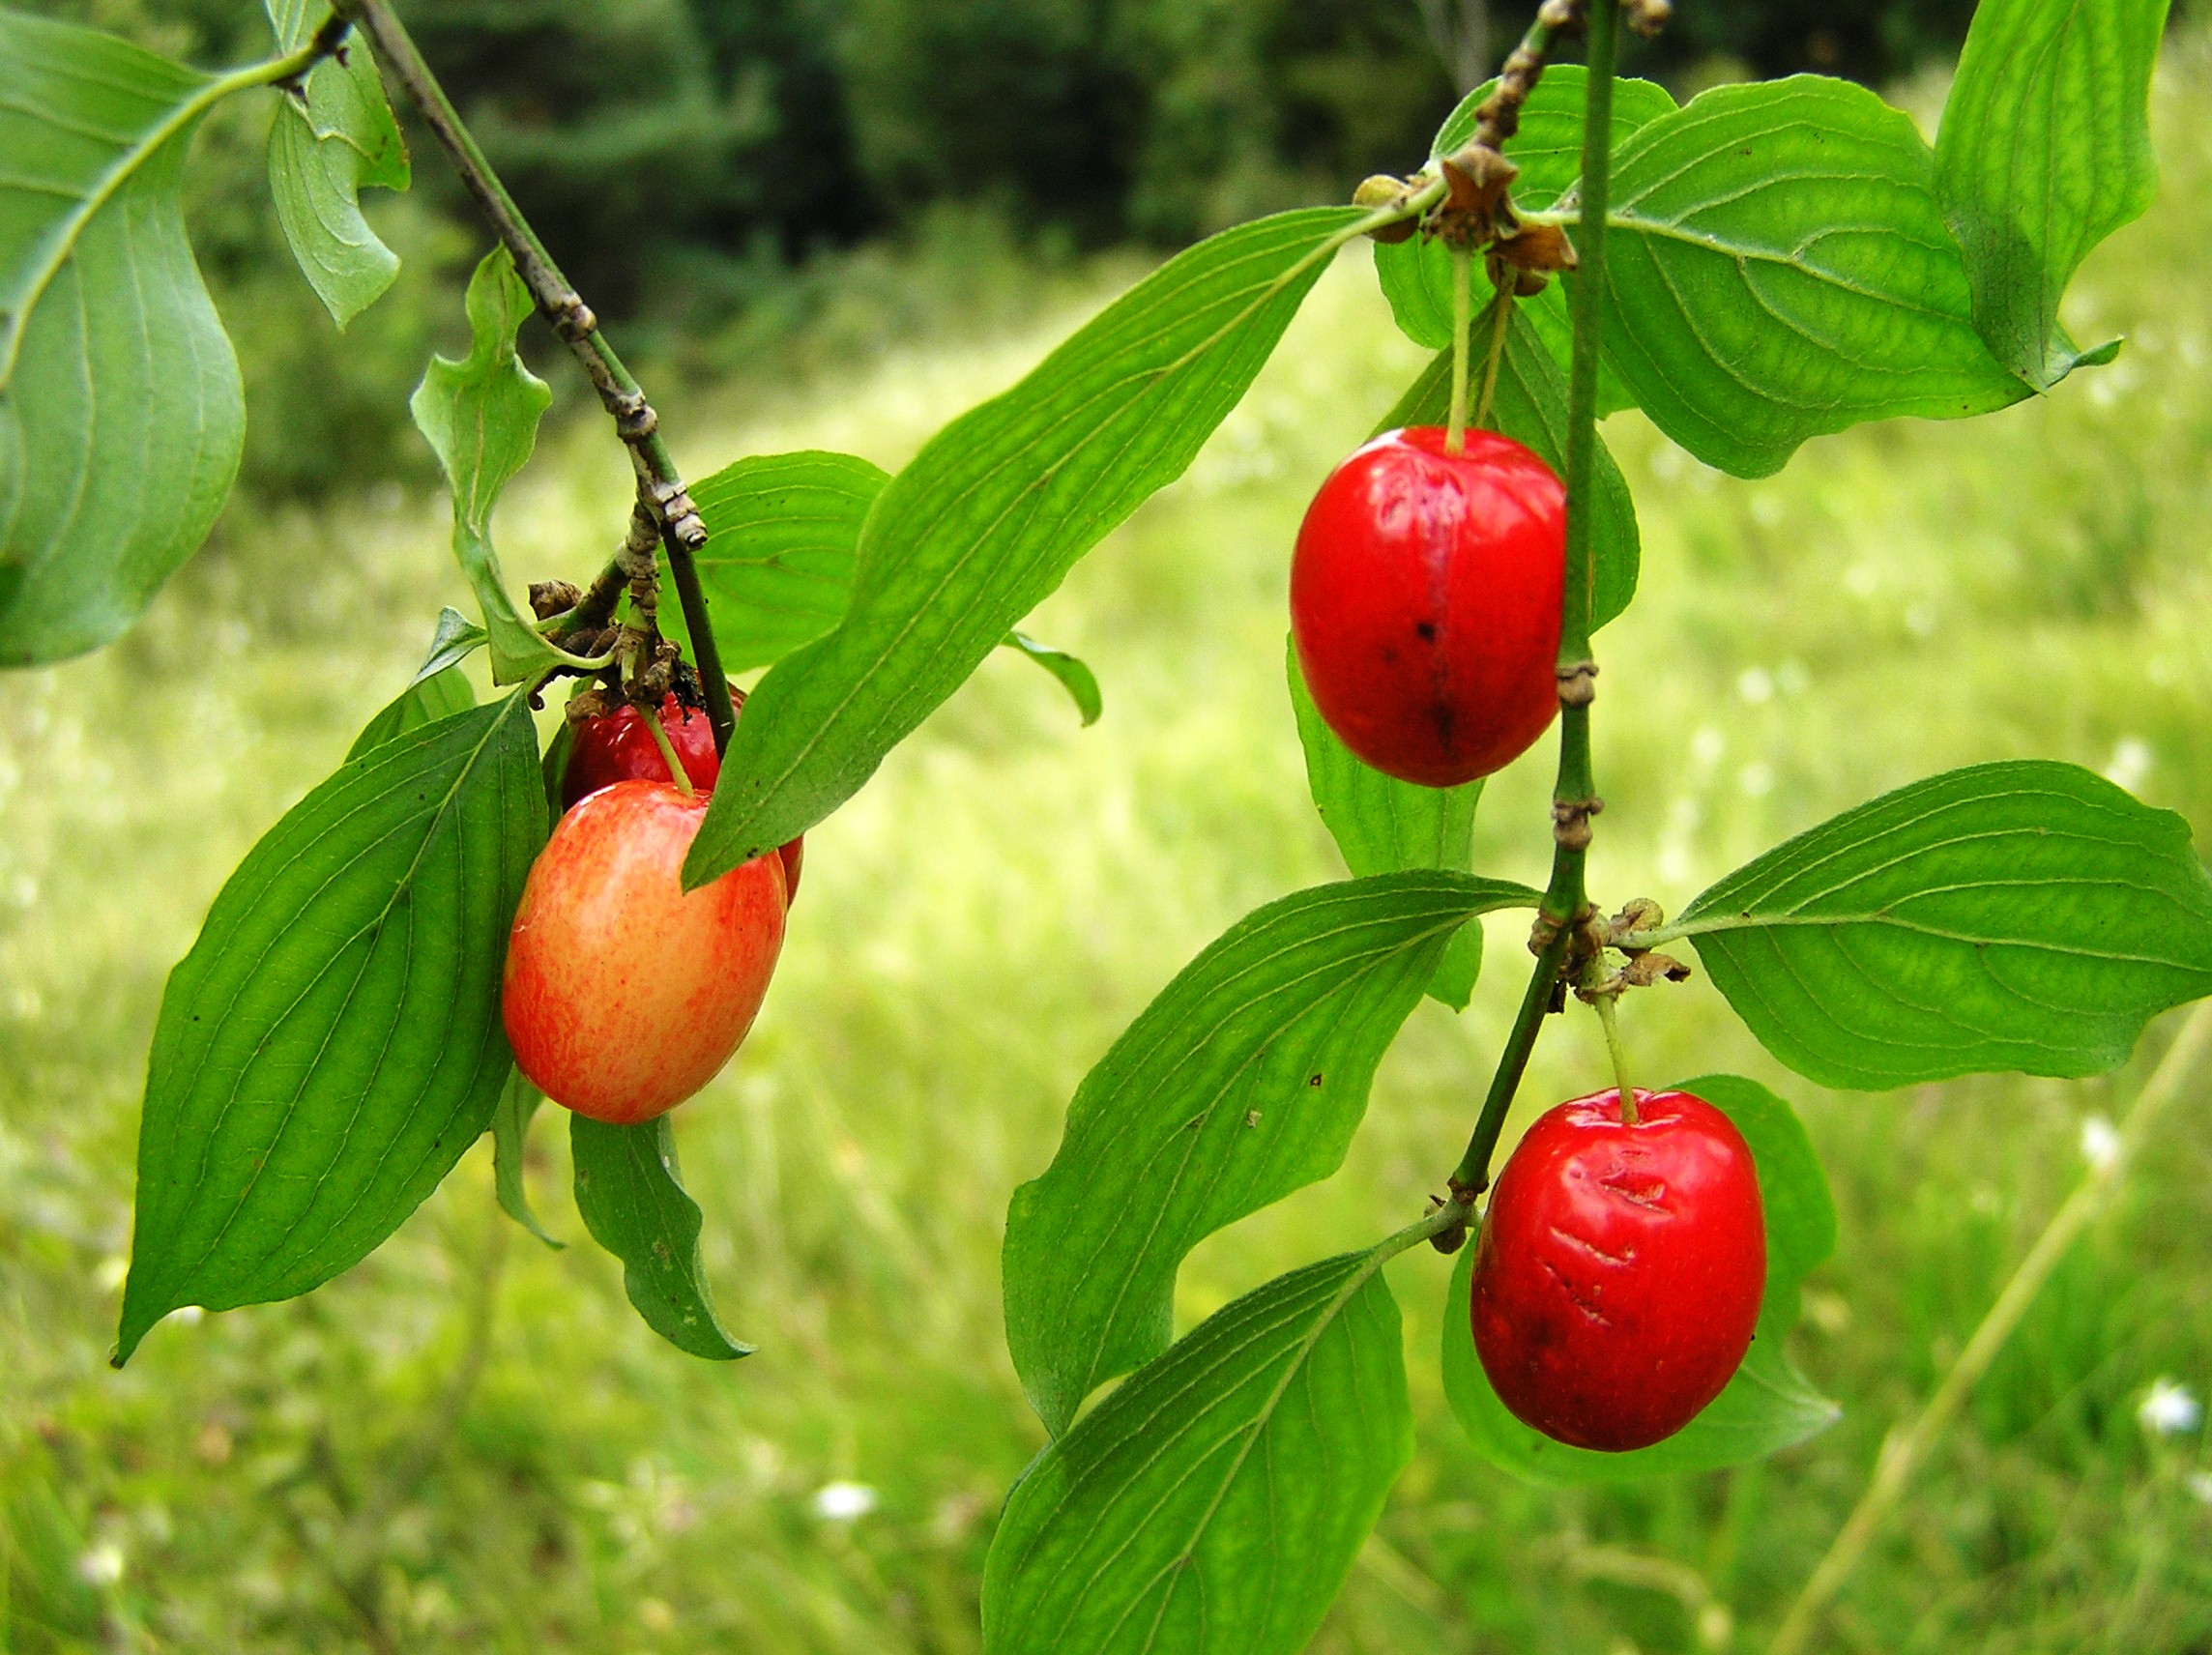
[
  {"x1": 75, "y1": 1543, "x2": 125, "y2": 1586},
  {"x1": 2080, "y1": 1115, "x2": 2121, "y2": 1171},
  {"x1": 811, "y1": 1481, "x2": 878, "y2": 1522},
  {"x1": 2138, "y1": 1378, "x2": 2202, "y2": 1437}
]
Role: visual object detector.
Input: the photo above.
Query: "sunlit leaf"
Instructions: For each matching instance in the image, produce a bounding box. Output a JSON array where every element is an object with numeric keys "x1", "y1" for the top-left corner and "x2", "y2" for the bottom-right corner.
[
  {"x1": 984, "y1": 1250, "x2": 1412, "y2": 1655},
  {"x1": 687, "y1": 207, "x2": 1367, "y2": 886},
  {"x1": 346, "y1": 611, "x2": 482, "y2": 761},
  {"x1": 410, "y1": 247, "x2": 586, "y2": 684},
  {"x1": 1004, "y1": 871, "x2": 1539, "y2": 1437},
  {"x1": 1675, "y1": 762, "x2": 2212, "y2": 1089},
  {"x1": 118, "y1": 692, "x2": 545, "y2": 1361},
  {"x1": 1600, "y1": 76, "x2": 2025, "y2": 479},
  {"x1": 0, "y1": 14, "x2": 243, "y2": 665},
  {"x1": 1443, "y1": 1073, "x2": 1839, "y2": 1483},
  {"x1": 1003, "y1": 630, "x2": 1101, "y2": 725},
  {"x1": 1936, "y1": 0, "x2": 2168, "y2": 389},
  {"x1": 571, "y1": 1115, "x2": 749, "y2": 1359},
  {"x1": 265, "y1": 0, "x2": 409, "y2": 327}
]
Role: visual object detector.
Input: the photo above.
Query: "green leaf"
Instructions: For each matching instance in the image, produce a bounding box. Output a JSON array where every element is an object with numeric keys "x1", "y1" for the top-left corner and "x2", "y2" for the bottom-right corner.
[
  {"x1": 1003, "y1": 630, "x2": 1102, "y2": 726},
  {"x1": 1380, "y1": 65, "x2": 1675, "y2": 409},
  {"x1": 984, "y1": 1249, "x2": 1412, "y2": 1655},
  {"x1": 1442, "y1": 1073, "x2": 1839, "y2": 1484},
  {"x1": 1600, "y1": 75, "x2": 2026, "y2": 479},
  {"x1": 686, "y1": 207, "x2": 1367, "y2": 886},
  {"x1": 265, "y1": 0, "x2": 409, "y2": 328},
  {"x1": 118, "y1": 693, "x2": 546, "y2": 1362},
  {"x1": 1004, "y1": 871, "x2": 1539, "y2": 1437},
  {"x1": 1286, "y1": 638, "x2": 1483, "y2": 1009},
  {"x1": 1380, "y1": 309, "x2": 1640, "y2": 631},
  {"x1": 410, "y1": 247, "x2": 585, "y2": 685},
  {"x1": 1674, "y1": 762, "x2": 2212, "y2": 1089},
  {"x1": 491, "y1": 1069, "x2": 562, "y2": 1249},
  {"x1": 346, "y1": 662, "x2": 474, "y2": 761},
  {"x1": 685, "y1": 450, "x2": 888, "y2": 672},
  {"x1": 571, "y1": 1115, "x2": 750, "y2": 1360},
  {"x1": 1935, "y1": 0, "x2": 2169, "y2": 389},
  {"x1": 0, "y1": 14, "x2": 244, "y2": 666}
]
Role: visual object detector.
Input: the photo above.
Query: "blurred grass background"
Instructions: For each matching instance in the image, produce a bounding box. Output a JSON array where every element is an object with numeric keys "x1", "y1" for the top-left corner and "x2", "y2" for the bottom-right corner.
[{"x1": 6, "y1": 11, "x2": 2212, "y2": 1654}]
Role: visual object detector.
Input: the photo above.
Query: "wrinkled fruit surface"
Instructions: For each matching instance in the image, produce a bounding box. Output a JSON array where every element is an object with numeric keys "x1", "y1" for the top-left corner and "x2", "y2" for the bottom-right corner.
[
  {"x1": 504, "y1": 781, "x2": 787, "y2": 1124},
  {"x1": 1291, "y1": 426, "x2": 1565, "y2": 787},
  {"x1": 562, "y1": 689, "x2": 803, "y2": 901},
  {"x1": 1470, "y1": 1088, "x2": 1765, "y2": 1452}
]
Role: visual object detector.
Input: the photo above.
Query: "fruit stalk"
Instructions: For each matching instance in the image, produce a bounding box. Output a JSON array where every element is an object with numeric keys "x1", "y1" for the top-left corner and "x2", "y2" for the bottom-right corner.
[
  {"x1": 335, "y1": 0, "x2": 739, "y2": 753},
  {"x1": 1448, "y1": 0, "x2": 1621, "y2": 1201}
]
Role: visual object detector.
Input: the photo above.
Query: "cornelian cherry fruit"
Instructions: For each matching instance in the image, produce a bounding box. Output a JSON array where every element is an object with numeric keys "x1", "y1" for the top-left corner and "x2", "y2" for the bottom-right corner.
[
  {"x1": 561, "y1": 687, "x2": 803, "y2": 902},
  {"x1": 503, "y1": 781, "x2": 787, "y2": 1124},
  {"x1": 1291, "y1": 426, "x2": 1565, "y2": 787},
  {"x1": 1470, "y1": 1088, "x2": 1765, "y2": 1452}
]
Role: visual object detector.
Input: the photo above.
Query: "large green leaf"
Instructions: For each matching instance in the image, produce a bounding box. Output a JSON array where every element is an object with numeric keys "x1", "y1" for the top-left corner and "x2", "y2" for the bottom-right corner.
[
  {"x1": 1004, "y1": 871, "x2": 1538, "y2": 1437},
  {"x1": 345, "y1": 608, "x2": 484, "y2": 761},
  {"x1": 1674, "y1": 762, "x2": 2212, "y2": 1089},
  {"x1": 1286, "y1": 641, "x2": 1483, "y2": 1008},
  {"x1": 984, "y1": 1249, "x2": 1412, "y2": 1655},
  {"x1": 1378, "y1": 64, "x2": 1676, "y2": 417},
  {"x1": 0, "y1": 14, "x2": 243, "y2": 666},
  {"x1": 1936, "y1": 0, "x2": 2168, "y2": 389},
  {"x1": 571, "y1": 1115, "x2": 750, "y2": 1360},
  {"x1": 1379, "y1": 308, "x2": 1640, "y2": 631},
  {"x1": 686, "y1": 207, "x2": 1367, "y2": 886},
  {"x1": 1443, "y1": 1074, "x2": 1839, "y2": 1484},
  {"x1": 265, "y1": 0, "x2": 409, "y2": 328},
  {"x1": 1600, "y1": 75, "x2": 2025, "y2": 479},
  {"x1": 118, "y1": 693, "x2": 545, "y2": 1361},
  {"x1": 410, "y1": 247, "x2": 585, "y2": 685}
]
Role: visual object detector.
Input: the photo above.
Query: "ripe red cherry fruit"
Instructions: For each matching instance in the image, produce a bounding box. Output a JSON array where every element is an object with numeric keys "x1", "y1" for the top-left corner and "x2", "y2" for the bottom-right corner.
[
  {"x1": 503, "y1": 781, "x2": 787, "y2": 1124},
  {"x1": 1470, "y1": 1088, "x2": 1765, "y2": 1452},
  {"x1": 560, "y1": 688, "x2": 804, "y2": 902},
  {"x1": 1291, "y1": 426, "x2": 1565, "y2": 787}
]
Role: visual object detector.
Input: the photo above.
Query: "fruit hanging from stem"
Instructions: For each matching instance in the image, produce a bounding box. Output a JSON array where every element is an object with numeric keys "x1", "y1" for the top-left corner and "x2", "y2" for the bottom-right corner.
[
  {"x1": 1470, "y1": 1087, "x2": 1765, "y2": 1452},
  {"x1": 1291, "y1": 426, "x2": 1564, "y2": 787},
  {"x1": 504, "y1": 781, "x2": 787, "y2": 1125}
]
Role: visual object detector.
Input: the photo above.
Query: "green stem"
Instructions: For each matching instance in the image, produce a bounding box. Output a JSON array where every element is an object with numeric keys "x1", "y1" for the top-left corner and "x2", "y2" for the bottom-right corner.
[
  {"x1": 335, "y1": 0, "x2": 740, "y2": 756},
  {"x1": 1445, "y1": 247, "x2": 1473, "y2": 455},
  {"x1": 1473, "y1": 286, "x2": 1512, "y2": 430},
  {"x1": 644, "y1": 706, "x2": 694, "y2": 798},
  {"x1": 1447, "y1": 0, "x2": 1621, "y2": 1198},
  {"x1": 1594, "y1": 992, "x2": 1637, "y2": 1118}
]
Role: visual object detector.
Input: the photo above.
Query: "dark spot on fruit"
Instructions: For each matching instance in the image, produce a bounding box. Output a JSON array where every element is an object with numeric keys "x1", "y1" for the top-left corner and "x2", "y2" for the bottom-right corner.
[{"x1": 1415, "y1": 621, "x2": 1438, "y2": 642}]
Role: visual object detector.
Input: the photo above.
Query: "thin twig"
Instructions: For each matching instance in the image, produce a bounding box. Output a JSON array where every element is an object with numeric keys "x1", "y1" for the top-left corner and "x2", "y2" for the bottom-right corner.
[
  {"x1": 1470, "y1": 0, "x2": 1584, "y2": 155},
  {"x1": 335, "y1": 0, "x2": 739, "y2": 753},
  {"x1": 1767, "y1": 999, "x2": 2212, "y2": 1655}
]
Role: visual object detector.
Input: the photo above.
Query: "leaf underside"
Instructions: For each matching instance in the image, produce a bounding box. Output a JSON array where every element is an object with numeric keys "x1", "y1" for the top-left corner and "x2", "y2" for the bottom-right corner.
[
  {"x1": 984, "y1": 1250, "x2": 1412, "y2": 1655},
  {"x1": 571, "y1": 1115, "x2": 749, "y2": 1359},
  {"x1": 1004, "y1": 871, "x2": 1539, "y2": 1437},
  {"x1": 119, "y1": 694, "x2": 545, "y2": 1361},
  {"x1": 0, "y1": 14, "x2": 242, "y2": 666},
  {"x1": 1680, "y1": 761, "x2": 2212, "y2": 1089}
]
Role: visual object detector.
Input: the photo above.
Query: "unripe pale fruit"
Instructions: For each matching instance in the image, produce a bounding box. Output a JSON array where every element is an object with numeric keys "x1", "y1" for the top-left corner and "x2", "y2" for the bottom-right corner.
[
  {"x1": 504, "y1": 781, "x2": 786, "y2": 1124},
  {"x1": 1470, "y1": 1088, "x2": 1765, "y2": 1452},
  {"x1": 1291, "y1": 426, "x2": 1565, "y2": 787},
  {"x1": 561, "y1": 688, "x2": 804, "y2": 902}
]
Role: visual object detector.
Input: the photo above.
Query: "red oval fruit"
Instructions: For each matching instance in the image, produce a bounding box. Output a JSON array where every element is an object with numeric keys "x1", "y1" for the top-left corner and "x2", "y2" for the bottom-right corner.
[
  {"x1": 1291, "y1": 426, "x2": 1565, "y2": 787},
  {"x1": 561, "y1": 688, "x2": 804, "y2": 902},
  {"x1": 503, "y1": 781, "x2": 787, "y2": 1124},
  {"x1": 1470, "y1": 1088, "x2": 1765, "y2": 1452}
]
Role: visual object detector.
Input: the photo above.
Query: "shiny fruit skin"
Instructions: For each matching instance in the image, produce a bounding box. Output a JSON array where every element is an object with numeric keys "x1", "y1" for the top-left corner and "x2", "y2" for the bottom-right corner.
[
  {"x1": 1470, "y1": 1088, "x2": 1765, "y2": 1452},
  {"x1": 560, "y1": 689, "x2": 804, "y2": 902},
  {"x1": 1291, "y1": 426, "x2": 1565, "y2": 787},
  {"x1": 503, "y1": 781, "x2": 787, "y2": 1124}
]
